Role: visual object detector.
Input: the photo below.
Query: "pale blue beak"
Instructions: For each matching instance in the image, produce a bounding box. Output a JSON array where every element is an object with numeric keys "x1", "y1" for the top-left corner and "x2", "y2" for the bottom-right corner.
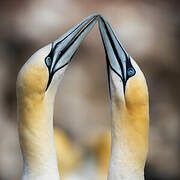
[
  {"x1": 45, "y1": 14, "x2": 98, "y2": 90},
  {"x1": 98, "y1": 16, "x2": 136, "y2": 92}
]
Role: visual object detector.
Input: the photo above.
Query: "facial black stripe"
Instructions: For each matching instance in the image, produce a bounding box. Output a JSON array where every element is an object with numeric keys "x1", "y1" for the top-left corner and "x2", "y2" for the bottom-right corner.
[
  {"x1": 99, "y1": 22, "x2": 112, "y2": 99},
  {"x1": 52, "y1": 15, "x2": 97, "y2": 56},
  {"x1": 52, "y1": 18, "x2": 90, "y2": 52},
  {"x1": 100, "y1": 18, "x2": 125, "y2": 83},
  {"x1": 51, "y1": 17, "x2": 96, "y2": 74},
  {"x1": 107, "y1": 21, "x2": 129, "y2": 61},
  {"x1": 45, "y1": 17, "x2": 95, "y2": 73},
  {"x1": 45, "y1": 16, "x2": 97, "y2": 91},
  {"x1": 99, "y1": 17, "x2": 136, "y2": 94},
  {"x1": 45, "y1": 62, "x2": 69, "y2": 91},
  {"x1": 100, "y1": 18, "x2": 127, "y2": 93},
  {"x1": 102, "y1": 20, "x2": 136, "y2": 84},
  {"x1": 101, "y1": 36, "x2": 112, "y2": 99}
]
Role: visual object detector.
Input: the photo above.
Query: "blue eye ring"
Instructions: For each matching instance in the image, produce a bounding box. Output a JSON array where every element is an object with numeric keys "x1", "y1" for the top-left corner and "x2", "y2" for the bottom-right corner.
[
  {"x1": 127, "y1": 67, "x2": 136, "y2": 77},
  {"x1": 45, "y1": 57, "x2": 52, "y2": 66}
]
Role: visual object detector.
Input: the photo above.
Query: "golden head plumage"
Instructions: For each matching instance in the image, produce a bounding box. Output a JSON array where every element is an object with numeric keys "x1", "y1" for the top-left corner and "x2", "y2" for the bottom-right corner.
[{"x1": 99, "y1": 16, "x2": 149, "y2": 180}]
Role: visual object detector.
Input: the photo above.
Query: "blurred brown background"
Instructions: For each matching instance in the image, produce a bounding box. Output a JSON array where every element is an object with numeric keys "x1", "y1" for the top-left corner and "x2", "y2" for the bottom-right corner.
[{"x1": 0, "y1": 0, "x2": 180, "y2": 179}]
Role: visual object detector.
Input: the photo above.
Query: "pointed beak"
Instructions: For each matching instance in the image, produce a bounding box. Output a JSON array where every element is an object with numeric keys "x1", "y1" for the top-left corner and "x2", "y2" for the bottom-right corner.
[
  {"x1": 98, "y1": 16, "x2": 133, "y2": 89},
  {"x1": 45, "y1": 14, "x2": 98, "y2": 90}
]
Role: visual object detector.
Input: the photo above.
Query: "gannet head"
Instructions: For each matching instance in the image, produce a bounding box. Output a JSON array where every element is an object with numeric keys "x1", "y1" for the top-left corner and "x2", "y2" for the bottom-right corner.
[
  {"x1": 98, "y1": 17, "x2": 149, "y2": 175},
  {"x1": 98, "y1": 16, "x2": 148, "y2": 109},
  {"x1": 16, "y1": 15, "x2": 98, "y2": 179},
  {"x1": 17, "y1": 14, "x2": 98, "y2": 99}
]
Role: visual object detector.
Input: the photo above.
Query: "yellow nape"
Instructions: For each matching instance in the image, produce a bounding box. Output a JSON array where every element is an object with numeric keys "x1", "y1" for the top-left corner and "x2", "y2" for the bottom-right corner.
[
  {"x1": 17, "y1": 45, "x2": 50, "y2": 98},
  {"x1": 54, "y1": 127, "x2": 84, "y2": 177}
]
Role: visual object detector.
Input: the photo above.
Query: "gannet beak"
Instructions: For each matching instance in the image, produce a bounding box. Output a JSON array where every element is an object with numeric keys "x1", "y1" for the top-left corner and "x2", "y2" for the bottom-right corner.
[
  {"x1": 98, "y1": 16, "x2": 135, "y2": 92},
  {"x1": 45, "y1": 14, "x2": 99, "y2": 90}
]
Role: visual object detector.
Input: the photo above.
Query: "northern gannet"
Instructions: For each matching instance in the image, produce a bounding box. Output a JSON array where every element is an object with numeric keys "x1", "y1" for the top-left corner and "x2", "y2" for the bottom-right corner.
[
  {"x1": 16, "y1": 14, "x2": 98, "y2": 180},
  {"x1": 98, "y1": 16, "x2": 149, "y2": 180}
]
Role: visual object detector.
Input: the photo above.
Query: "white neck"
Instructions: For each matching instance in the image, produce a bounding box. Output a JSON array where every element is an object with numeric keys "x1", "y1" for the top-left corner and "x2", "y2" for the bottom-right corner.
[
  {"x1": 107, "y1": 139, "x2": 144, "y2": 180},
  {"x1": 17, "y1": 90, "x2": 60, "y2": 180},
  {"x1": 107, "y1": 100, "x2": 148, "y2": 180}
]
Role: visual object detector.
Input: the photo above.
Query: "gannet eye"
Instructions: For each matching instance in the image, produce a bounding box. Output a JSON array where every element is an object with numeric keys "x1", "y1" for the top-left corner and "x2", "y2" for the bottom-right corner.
[
  {"x1": 127, "y1": 67, "x2": 136, "y2": 77},
  {"x1": 45, "y1": 57, "x2": 52, "y2": 67}
]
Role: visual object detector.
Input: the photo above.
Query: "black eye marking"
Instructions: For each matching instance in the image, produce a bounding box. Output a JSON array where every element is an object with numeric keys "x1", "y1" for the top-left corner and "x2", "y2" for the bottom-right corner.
[
  {"x1": 127, "y1": 67, "x2": 136, "y2": 77},
  {"x1": 45, "y1": 57, "x2": 52, "y2": 67}
]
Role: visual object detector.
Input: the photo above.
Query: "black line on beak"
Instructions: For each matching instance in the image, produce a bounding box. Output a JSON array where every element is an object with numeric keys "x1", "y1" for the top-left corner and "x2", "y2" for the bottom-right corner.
[
  {"x1": 45, "y1": 15, "x2": 97, "y2": 91},
  {"x1": 52, "y1": 17, "x2": 97, "y2": 74},
  {"x1": 100, "y1": 18, "x2": 126, "y2": 89},
  {"x1": 99, "y1": 17, "x2": 134, "y2": 94},
  {"x1": 45, "y1": 62, "x2": 68, "y2": 91}
]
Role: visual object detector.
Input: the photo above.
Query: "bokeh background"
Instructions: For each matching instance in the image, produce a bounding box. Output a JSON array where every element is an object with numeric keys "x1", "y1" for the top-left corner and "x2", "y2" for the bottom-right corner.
[{"x1": 0, "y1": 0, "x2": 180, "y2": 179}]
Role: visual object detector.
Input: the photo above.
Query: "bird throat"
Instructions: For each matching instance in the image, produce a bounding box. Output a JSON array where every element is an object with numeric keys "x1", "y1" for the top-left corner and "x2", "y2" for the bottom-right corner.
[
  {"x1": 108, "y1": 99, "x2": 149, "y2": 180},
  {"x1": 17, "y1": 92, "x2": 60, "y2": 180}
]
